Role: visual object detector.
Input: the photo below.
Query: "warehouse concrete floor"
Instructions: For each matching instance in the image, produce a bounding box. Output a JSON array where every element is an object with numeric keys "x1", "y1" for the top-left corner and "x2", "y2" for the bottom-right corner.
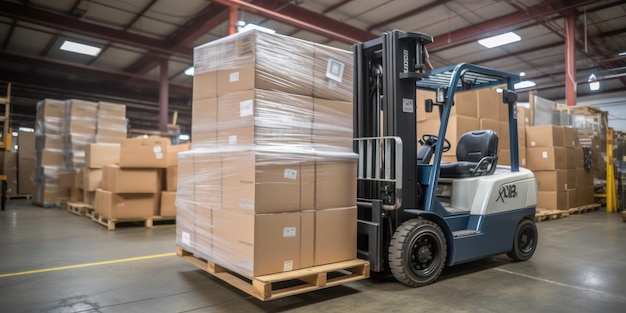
[{"x1": 1, "y1": 199, "x2": 625, "y2": 313}]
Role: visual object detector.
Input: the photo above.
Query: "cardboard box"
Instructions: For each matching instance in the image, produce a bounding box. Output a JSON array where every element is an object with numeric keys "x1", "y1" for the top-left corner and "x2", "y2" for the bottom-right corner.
[
  {"x1": 300, "y1": 210, "x2": 315, "y2": 269},
  {"x1": 567, "y1": 188, "x2": 577, "y2": 209},
  {"x1": 534, "y1": 170, "x2": 568, "y2": 192},
  {"x1": 562, "y1": 127, "x2": 578, "y2": 148},
  {"x1": 58, "y1": 172, "x2": 76, "y2": 188},
  {"x1": 176, "y1": 151, "x2": 197, "y2": 253},
  {"x1": 476, "y1": 88, "x2": 501, "y2": 121},
  {"x1": 35, "y1": 134, "x2": 63, "y2": 150},
  {"x1": 519, "y1": 146, "x2": 527, "y2": 168},
  {"x1": 499, "y1": 121, "x2": 510, "y2": 151},
  {"x1": 82, "y1": 168, "x2": 103, "y2": 191},
  {"x1": 66, "y1": 99, "x2": 98, "y2": 119},
  {"x1": 37, "y1": 150, "x2": 64, "y2": 166},
  {"x1": 18, "y1": 131, "x2": 36, "y2": 156},
  {"x1": 479, "y1": 118, "x2": 499, "y2": 134},
  {"x1": 102, "y1": 165, "x2": 159, "y2": 193},
  {"x1": 566, "y1": 147, "x2": 577, "y2": 169},
  {"x1": 315, "y1": 160, "x2": 357, "y2": 209},
  {"x1": 526, "y1": 147, "x2": 567, "y2": 171},
  {"x1": 94, "y1": 189, "x2": 155, "y2": 220},
  {"x1": 221, "y1": 150, "x2": 314, "y2": 213},
  {"x1": 33, "y1": 185, "x2": 70, "y2": 206},
  {"x1": 192, "y1": 151, "x2": 223, "y2": 210},
  {"x1": 98, "y1": 101, "x2": 126, "y2": 118},
  {"x1": 418, "y1": 116, "x2": 479, "y2": 156},
  {"x1": 70, "y1": 187, "x2": 83, "y2": 202},
  {"x1": 212, "y1": 210, "x2": 304, "y2": 277},
  {"x1": 83, "y1": 190, "x2": 96, "y2": 206},
  {"x1": 313, "y1": 98, "x2": 353, "y2": 150},
  {"x1": 537, "y1": 191, "x2": 568, "y2": 210},
  {"x1": 517, "y1": 106, "x2": 531, "y2": 127},
  {"x1": 526, "y1": 125, "x2": 564, "y2": 147},
  {"x1": 454, "y1": 91, "x2": 479, "y2": 118},
  {"x1": 216, "y1": 30, "x2": 315, "y2": 97},
  {"x1": 119, "y1": 137, "x2": 174, "y2": 168},
  {"x1": 499, "y1": 149, "x2": 510, "y2": 166},
  {"x1": 167, "y1": 143, "x2": 190, "y2": 167},
  {"x1": 193, "y1": 72, "x2": 218, "y2": 100},
  {"x1": 191, "y1": 97, "x2": 217, "y2": 148},
  {"x1": 566, "y1": 168, "x2": 576, "y2": 190},
  {"x1": 4, "y1": 167, "x2": 17, "y2": 195},
  {"x1": 315, "y1": 207, "x2": 357, "y2": 265},
  {"x1": 85, "y1": 143, "x2": 120, "y2": 168},
  {"x1": 583, "y1": 186, "x2": 595, "y2": 205},
  {"x1": 160, "y1": 191, "x2": 176, "y2": 217},
  {"x1": 573, "y1": 147, "x2": 584, "y2": 168},
  {"x1": 216, "y1": 90, "x2": 313, "y2": 147},
  {"x1": 313, "y1": 44, "x2": 353, "y2": 102},
  {"x1": 166, "y1": 166, "x2": 178, "y2": 191},
  {"x1": 39, "y1": 99, "x2": 66, "y2": 119},
  {"x1": 18, "y1": 157, "x2": 35, "y2": 195}
]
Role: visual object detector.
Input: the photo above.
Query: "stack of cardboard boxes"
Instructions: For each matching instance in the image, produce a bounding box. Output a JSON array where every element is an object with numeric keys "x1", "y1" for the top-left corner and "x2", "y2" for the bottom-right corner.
[
  {"x1": 63, "y1": 100, "x2": 98, "y2": 171},
  {"x1": 96, "y1": 102, "x2": 127, "y2": 143},
  {"x1": 416, "y1": 87, "x2": 525, "y2": 166},
  {"x1": 177, "y1": 30, "x2": 357, "y2": 277},
  {"x1": 33, "y1": 99, "x2": 70, "y2": 206},
  {"x1": 94, "y1": 137, "x2": 188, "y2": 221},
  {"x1": 525, "y1": 125, "x2": 594, "y2": 210}
]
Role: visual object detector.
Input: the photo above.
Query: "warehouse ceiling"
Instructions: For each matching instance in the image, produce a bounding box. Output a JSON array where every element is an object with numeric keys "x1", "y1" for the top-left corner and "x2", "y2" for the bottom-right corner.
[{"x1": 0, "y1": 0, "x2": 625, "y2": 133}]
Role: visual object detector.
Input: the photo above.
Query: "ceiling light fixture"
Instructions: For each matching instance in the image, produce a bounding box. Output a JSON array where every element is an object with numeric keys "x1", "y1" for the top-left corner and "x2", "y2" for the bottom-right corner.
[
  {"x1": 60, "y1": 40, "x2": 101, "y2": 56},
  {"x1": 478, "y1": 32, "x2": 521, "y2": 48},
  {"x1": 619, "y1": 52, "x2": 626, "y2": 56},
  {"x1": 519, "y1": 72, "x2": 526, "y2": 77},
  {"x1": 588, "y1": 74, "x2": 600, "y2": 91},
  {"x1": 514, "y1": 80, "x2": 536, "y2": 89},
  {"x1": 184, "y1": 66, "x2": 194, "y2": 76}
]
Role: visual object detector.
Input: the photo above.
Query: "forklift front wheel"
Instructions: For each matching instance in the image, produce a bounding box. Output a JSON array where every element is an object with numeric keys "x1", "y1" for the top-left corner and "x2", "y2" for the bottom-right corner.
[
  {"x1": 388, "y1": 218, "x2": 447, "y2": 287},
  {"x1": 507, "y1": 219, "x2": 538, "y2": 261}
]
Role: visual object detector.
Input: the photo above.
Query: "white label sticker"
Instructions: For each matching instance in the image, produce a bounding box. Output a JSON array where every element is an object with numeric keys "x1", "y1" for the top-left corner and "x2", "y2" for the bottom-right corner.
[
  {"x1": 155, "y1": 152, "x2": 164, "y2": 160},
  {"x1": 182, "y1": 231, "x2": 191, "y2": 246},
  {"x1": 564, "y1": 183, "x2": 568, "y2": 191},
  {"x1": 542, "y1": 151, "x2": 548, "y2": 158},
  {"x1": 229, "y1": 135, "x2": 237, "y2": 144},
  {"x1": 239, "y1": 199, "x2": 254, "y2": 208},
  {"x1": 402, "y1": 98, "x2": 414, "y2": 113},
  {"x1": 240, "y1": 100, "x2": 253, "y2": 117},
  {"x1": 284, "y1": 260, "x2": 294, "y2": 271},
  {"x1": 283, "y1": 227, "x2": 296, "y2": 237},
  {"x1": 530, "y1": 141, "x2": 536, "y2": 147},
  {"x1": 229, "y1": 72, "x2": 239, "y2": 82},
  {"x1": 284, "y1": 169, "x2": 298, "y2": 180},
  {"x1": 153, "y1": 146, "x2": 162, "y2": 153},
  {"x1": 326, "y1": 58, "x2": 345, "y2": 83},
  {"x1": 521, "y1": 158, "x2": 526, "y2": 166}
]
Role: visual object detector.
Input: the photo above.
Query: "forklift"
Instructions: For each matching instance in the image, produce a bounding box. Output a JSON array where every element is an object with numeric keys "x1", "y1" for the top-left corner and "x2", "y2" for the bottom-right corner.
[{"x1": 353, "y1": 30, "x2": 538, "y2": 287}]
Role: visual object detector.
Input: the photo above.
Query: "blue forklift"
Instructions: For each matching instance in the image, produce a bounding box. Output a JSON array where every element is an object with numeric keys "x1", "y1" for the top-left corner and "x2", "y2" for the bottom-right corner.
[{"x1": 353, "y1": 30, "x2": 538, "y2": 287}]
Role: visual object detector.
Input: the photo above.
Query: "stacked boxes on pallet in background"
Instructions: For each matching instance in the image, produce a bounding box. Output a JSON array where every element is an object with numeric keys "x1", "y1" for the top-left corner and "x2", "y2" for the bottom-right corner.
[
  {"x1": 525, "y1": 125, "x2": 594, "y2": 210},
  {"x1": 32, "y1": 100, "x2": 128, "y2": 207},
  {"x1": 94, "y1": 137, "x2": 189, "y2": 220},
  {"x1": 416, "y1": 86, "x2": 525, "y2": 165},
  {"x1": 177, "y1": 29, "x2": 357, "y2": 277},
  {"x1": 33, "y1": 99, "x2": 69, "y2": 206},
  {"x1": 17, "y1": 131, "x2": 36, "y2": 195},
  {"x1": 82, "y1": 143, "x2": 121, "y2": 205}
]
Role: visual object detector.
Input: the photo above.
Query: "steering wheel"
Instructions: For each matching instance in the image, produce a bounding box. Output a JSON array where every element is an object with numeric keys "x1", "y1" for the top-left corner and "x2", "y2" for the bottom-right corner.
[{"x1": 421, "y1": 133, "x2": 451, "y2": 152}]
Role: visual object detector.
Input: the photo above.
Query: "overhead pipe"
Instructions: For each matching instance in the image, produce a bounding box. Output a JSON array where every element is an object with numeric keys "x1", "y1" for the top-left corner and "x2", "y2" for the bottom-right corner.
[
  {"x1": 565, "y1": 14, "x2": 577, "y2": 106},
  {"x1": 159, "y1": 59, "x2": 169, "y2": 134}
]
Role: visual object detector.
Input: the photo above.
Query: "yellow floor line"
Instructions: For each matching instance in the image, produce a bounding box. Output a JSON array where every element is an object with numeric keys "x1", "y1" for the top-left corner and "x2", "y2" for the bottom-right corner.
[{"x1": 0, "y1": 252, "x2": 176, "y2": 278}]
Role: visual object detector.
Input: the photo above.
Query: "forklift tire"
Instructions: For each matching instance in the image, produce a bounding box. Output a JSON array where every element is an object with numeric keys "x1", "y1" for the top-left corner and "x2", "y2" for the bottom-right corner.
[
  {"x1": 507, "y1": 219, "x2": 538, "y2": 261},
  {"x1": 388, "y1": 218, "x2": 447, "y2": 287}
]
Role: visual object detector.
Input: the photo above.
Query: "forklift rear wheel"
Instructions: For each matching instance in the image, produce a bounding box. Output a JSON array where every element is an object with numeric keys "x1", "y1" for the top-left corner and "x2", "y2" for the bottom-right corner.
[
  {"x1": 507, "y1": 219, "x2": 538, "y2": 261},
  {"x1": 388, "y1": 218, "x2": 447, "y2": 287}
]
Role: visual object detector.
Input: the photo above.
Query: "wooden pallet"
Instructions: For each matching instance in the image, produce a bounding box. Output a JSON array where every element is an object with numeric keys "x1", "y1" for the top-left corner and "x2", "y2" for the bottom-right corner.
[
  {"x1": 152, "y1": 216, "x2": 176, "y2": 226},
  {"x1": 67, "y1": 202, "x2": 88, "y2": 216},
  {"x1": 6, "y1": 194, "x2": 32, "y2": 200},
  {"x1": 91, "y1": 212, "x2": 154, "y2": 231},
  {"x1": 176, "y1": 246, "x2": 370, "y2": 301},
  {"x1": 535, "y1": 209, "x2": 566, "y2": 222},
  {"x1": 85, "y1": 207, "x2": 96, "y2": 220},
  {"x1": 567, "y1": 203, "x2": 601, "y2": 215}
]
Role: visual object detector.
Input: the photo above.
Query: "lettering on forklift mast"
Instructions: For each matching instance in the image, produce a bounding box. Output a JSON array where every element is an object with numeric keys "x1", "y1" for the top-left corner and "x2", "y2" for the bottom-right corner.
[
  {"x1": 403, "y1": 49, "x2": 409, "y2": 73},
  {"x1": 496, "y1": 184, "x2": 517, "y2": 203}
]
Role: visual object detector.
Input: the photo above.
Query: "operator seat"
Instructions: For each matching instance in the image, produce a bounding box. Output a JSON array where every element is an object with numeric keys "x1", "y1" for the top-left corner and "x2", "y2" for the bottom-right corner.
[{"x1": 439, "y1": 130, "x2": 499, "y2": 178}]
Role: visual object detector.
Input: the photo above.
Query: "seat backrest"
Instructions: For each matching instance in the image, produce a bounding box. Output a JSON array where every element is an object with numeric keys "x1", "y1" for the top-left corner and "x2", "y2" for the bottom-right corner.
[{"x1": 456, "y1": 130, "x2": 498, "y2": 162}]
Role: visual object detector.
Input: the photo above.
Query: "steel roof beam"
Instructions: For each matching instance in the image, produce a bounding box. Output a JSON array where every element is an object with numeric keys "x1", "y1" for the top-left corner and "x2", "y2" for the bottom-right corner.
[
  {"x1": 366, "y1": 0, "x2": 453, "y2": 32},
  {"x1": 0, "y1": 1, "x2": 190, "y2": 58}
]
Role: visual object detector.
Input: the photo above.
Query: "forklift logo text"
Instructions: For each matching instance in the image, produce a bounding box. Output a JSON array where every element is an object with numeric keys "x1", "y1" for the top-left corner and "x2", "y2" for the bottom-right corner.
[
  {"x1": 403, "y1": 49, "x2": 409, "y2": 72},
  {"x1": 497, "y1": 184, "x2": 517, "y2": 203}
]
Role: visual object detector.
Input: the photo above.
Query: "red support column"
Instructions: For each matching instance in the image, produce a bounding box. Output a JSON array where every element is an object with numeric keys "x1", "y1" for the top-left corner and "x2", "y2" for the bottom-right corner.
[
  {"x1": 565, "y1": 14, "x2": 577, "y2": 106},
  {"x1": 159, "y1": 59, "x2": 169, "y2": 134},
  {"x1": 229, "y1": 6, "x2": 238, "y2": 35}
]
